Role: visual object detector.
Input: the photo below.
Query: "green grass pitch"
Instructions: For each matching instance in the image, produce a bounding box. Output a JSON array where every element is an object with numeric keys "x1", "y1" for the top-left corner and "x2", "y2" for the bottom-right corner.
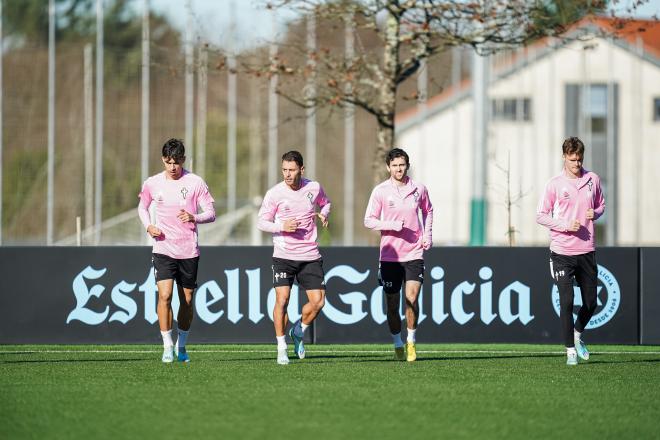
[{"x1": 2, "y1": 344, "x2": 659, "y2": 439}]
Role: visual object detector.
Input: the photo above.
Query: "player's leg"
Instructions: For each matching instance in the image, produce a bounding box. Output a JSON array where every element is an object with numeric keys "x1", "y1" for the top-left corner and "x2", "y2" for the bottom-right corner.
[
  {"x1": 402, "y1": 259, "x2": 424, "y2": 362},
  {"x1": 153, "y1": 254, "x2": 177, "y2": 363},
  {"x1": 403, "y1": 286, "x2": 422, "y2": 362},
  {"x1": 274, "y1": 286, "x2": 292, "y2": 365},
  {"x1": 174, "y1": 257, "x2": 198, "y2": 362},
  {"x1": 380, "y1": 262, "x2": 405, "y2": 360},
  {"x1": 573, "y1": 252, "x2": 598, "y2": 361},
  {"x1": 289, "y1": 259, "x2": 326, "y2": 359},
  {"x1": 550, "y1": 252, "x2": 578, "y2": 365},
  {"x1": 175, "y1": 286, "x2": 194, "y2": 362},
  {"x1": 292, "y1": 261, "x2": 325, "y2": 358},
  {"x1": 272, "y1": 258, "x2": 295, "y2": 365},
  {"x1": 289, "y1": 288, "x2": 324, "y2": 360}
]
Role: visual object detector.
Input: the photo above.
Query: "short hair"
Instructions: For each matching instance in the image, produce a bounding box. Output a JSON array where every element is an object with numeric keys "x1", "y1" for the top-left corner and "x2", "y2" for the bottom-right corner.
[
  {"x1": 386, "y1": 148, "x2": 410, "y2": 166},
  {"x1": 282, "y1": 150, "x2": 304, "y2": 168},
  {"x1": 162, "y1": 138, "x2": 185, "y2": 162},
  {"x1": 562, "y1": 137, "x2": 585, "y2": 157}
]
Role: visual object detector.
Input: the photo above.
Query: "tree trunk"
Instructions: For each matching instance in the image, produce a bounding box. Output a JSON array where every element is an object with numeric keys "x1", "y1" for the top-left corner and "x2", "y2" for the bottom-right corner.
[
  {"x1": 372, "y1": 10, "x2": 399, "y2": 185},
  {"x1": 374, "y1": 120, "x2": 394, "y2": 184}
]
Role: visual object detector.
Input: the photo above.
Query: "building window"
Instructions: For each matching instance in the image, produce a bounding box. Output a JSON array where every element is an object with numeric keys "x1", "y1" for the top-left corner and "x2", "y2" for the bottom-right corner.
[
  {"x1": 654, "y1": 98, "x2": 660, "y2": 121},
  {"x1": 491, "y1": 98, "x2": 532, "y2": 122}
]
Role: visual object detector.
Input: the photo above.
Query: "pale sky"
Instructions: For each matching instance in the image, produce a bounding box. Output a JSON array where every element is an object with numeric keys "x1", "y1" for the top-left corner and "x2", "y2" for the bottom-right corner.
[
  {"x1": 149, "y1": 0, "x2": 298, "y2": 51},
  {"x1": 149, "y1": 0, "x2": 660, "y2": 52}
]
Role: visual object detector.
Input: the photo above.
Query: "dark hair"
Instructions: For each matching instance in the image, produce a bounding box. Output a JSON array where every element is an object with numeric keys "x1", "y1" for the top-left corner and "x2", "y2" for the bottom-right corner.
[
  {"x1": 162, "y1": 138, "x2": 185, "y2": 162},
  {"x1": 562, "y1": 137, "x2": 585, "y2": 156},
  {"x1": 386, "y1": 148, "x2": 410, "y2": 166},
  {"x1": 282, "y1": 150, "x2": 304, "y2": 167}
]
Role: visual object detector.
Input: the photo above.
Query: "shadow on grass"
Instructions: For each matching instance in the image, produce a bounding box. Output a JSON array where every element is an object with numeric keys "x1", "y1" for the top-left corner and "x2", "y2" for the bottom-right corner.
[
  {"x1": 0, "y1": 357, "x2": 153, "y2": 365},
  {"x1": 300, "y1": 353, "x2": 563, "y2": 363},
  {"x1": 581, "y1": 358, "x2": 660, "y2": 365}
]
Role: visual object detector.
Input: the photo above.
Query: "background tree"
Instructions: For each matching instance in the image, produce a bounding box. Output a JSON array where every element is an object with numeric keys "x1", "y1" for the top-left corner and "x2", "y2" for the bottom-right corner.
[{"x1": 262, "y1": 0, "x2": 635, "y2": 182}]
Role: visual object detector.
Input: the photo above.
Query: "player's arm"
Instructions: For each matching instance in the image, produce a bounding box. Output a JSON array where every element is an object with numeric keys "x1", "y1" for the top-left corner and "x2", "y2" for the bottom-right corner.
[
  {"x1": 138, "y1": 183, "x2": 161, "y2": 237},
  {"x1": 536, "y1": 182, "x2": 571, "y2": 232},
  {"x1": 257, "y1": 192, "x2": 285, "y2": 233},
  {"x1": 364, "y1": 188, "x2": 403, "y2": 232},
  {"x1": 420, "y1": 186, "x2": 433, "y2": 250},
  {"x1": 316, "y1": 185, "x2": 331, "y2": 227},
  {"x1": 189, "y1": 182, "x2": 216, "y2": 224},
  {"x1": 590, "y1": 178, "x2": 605, "y2": 221}
]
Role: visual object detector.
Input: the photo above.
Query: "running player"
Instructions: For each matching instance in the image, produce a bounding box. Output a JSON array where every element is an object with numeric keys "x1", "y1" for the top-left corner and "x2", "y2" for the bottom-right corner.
[
  {"x1": 364, "y1": 148, "x2": 433, "y2": 362},
  {"x1": 138, "y1": 138, "x2": 216, "y2": 363},
  {"x1": 537, "y1": 136, "x2": 605, "y2": 365},
  {"x1": 257, "y1": 150, "x2": 331, "y2": 365}
]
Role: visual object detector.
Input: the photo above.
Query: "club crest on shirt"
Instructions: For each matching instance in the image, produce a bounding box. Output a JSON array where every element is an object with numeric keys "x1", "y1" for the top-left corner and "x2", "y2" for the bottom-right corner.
[
  {"x1": 181, "y1": 187, "x2": 189, "y2": 199},
  {"x1": 413, "y1": 189, "x2": 419, "y2": 202},
  {"x1": 587, "y1": 179, "x2": 593, "y2": 193},
  {"x1": 306, "y1": 192, "x2": 314, "y2": 205}
]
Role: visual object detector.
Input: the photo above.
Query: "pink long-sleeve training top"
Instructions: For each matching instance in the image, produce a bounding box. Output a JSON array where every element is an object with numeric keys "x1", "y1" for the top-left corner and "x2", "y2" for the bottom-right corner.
[
  {"x1": 257, "y1": 178, "x2": 331, "y2": 261},
  {"x1": 364, "y1": 176, "x2": 433, "y2": 262},
  {"x1": 536, "y1": 169, "x2": 605, "y2": 256},
  {"x1": 138, "y1": 170, "x2": 216, "y2": 259}
]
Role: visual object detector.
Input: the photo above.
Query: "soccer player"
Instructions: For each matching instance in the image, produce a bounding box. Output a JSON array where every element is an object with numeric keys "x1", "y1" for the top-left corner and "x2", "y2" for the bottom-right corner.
[
  {"x1": 536, "y1": 136, "x2": 605, "y2": 366},
  {"x1": 364, "y1": 148, "x2": 433, "y2": 362},
  {"x1": 257, "y1": 150, "x2": 331, "y2": 365},
  {"x1": 138, "y1": 138, "x2": 216, "y2": 363}
]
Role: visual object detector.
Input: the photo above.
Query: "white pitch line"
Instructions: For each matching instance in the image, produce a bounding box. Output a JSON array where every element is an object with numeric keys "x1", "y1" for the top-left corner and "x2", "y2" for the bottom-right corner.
[{"x1": 1, "y1": 349, "x2": 660, "y2": 355}]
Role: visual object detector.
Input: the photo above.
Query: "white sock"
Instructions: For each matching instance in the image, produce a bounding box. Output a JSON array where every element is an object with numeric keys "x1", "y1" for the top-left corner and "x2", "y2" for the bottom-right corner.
[
  {"x1": 276, "y1": 335, "x2": 287, "y2": 350},
  {"x1": 407, "y1": 328, "x2": 416, "y2": 343},
  {"x1": 160, "y1": 330, "x2": 173, "y2": 348},
  {"x1": 177, "y1": 328, "x2": 189, "y2": 351},
  {"x1": 567, "y1": 347, "x2": 577, "y2": 355},
  {"x1": 392, "y1": 332, "x2": 403, "y2": 348},
  {"x1": 574, "y1": 330, "x2": 582, "y2": 340},
  {"x1": 300, "y1": 322, "x2": 309, "y2": 334}
]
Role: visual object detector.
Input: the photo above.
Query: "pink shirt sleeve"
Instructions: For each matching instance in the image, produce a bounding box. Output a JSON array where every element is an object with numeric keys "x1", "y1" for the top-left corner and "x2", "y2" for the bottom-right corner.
[
  {"x1": 257, "y1": 190, "x2": 282, "y2": 233},
  {"x1": 137, "y1": 182, "x2": 152, "y2": 230},
  {"x1": 193, "y1": 181, "x2": 216, "y2": 224},
  {"x1": 536, "y1": 182, "x2": 567, "y2": 232},
  {"x1": 363, "y1": 187, "x2": 402, "y2": 231},
  {"x1": 592, "y1": 178, "x2": 605, "y2": 220},
  {"x1": 420, "y1": 186, "x2": 433, "y2": 243},
  {"x1": 317, "y1": 185, "x2": 331, "y2": 218}
]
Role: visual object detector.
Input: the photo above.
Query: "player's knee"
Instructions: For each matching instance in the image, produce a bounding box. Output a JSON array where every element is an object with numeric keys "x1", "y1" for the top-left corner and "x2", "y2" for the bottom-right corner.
[
  {"x1": 158, "y1": 293, "x2": 172, "y2": 304},
  {"x1": 312, "y1": 296, "x2": 325, "y2": 311},
  {"x1": 405, "y1": 293, "x2": 419, "y2": 305},
  {"x1": 275, "y1": 298, "x2": 289, "y2": 309},
  {"x1": 585, "y1": 297, "x2": 597, "y2": 313}
]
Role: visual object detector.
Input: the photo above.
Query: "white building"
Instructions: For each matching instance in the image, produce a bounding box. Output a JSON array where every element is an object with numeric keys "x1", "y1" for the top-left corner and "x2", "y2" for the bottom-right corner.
[{"x1": 396, "y1": 17, "x2": 660, "y2": 246}]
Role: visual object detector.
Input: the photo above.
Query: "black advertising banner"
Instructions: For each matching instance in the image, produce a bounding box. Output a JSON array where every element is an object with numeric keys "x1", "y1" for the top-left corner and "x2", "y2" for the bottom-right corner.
[
  {"x1": 0, "y1": 247, "x2": 302, "y2": 344},
  {"x1": 0, "y1": 247, "x2": 641, "y2": 344},
  {"x1": 316, "y1": 247, "x2": 639, "y2": 344},
  {"x1": 640, "y1": 248, "x2": 660, "y2": 344}
]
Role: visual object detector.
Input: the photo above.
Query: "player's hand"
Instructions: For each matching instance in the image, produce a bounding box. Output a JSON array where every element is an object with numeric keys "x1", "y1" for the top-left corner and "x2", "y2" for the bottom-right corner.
[
  {"x1": 567, "y1": 219, "x2": 580, "y2": 232},
  {"x1": 586, "y1": 208, "x2": 594, "y2": 220},
  {"x1": 317, "y1": 213, "x2": 328, "y2": 228},
  {"x1": 178, "y1": 209, "x2": 195, "y2": 223},
  {"x1": 422, "y1": 239, "x2": 432, "y2": 250},
  {"x1": 281, "y1": 219, "x2": 299, "y2": 232},
  {"x1": 392, "y1": 220, "x2": 404, "y2": 232},
  {"x1": 147, "y1": 225, "x2": 162, "y2": 238}
]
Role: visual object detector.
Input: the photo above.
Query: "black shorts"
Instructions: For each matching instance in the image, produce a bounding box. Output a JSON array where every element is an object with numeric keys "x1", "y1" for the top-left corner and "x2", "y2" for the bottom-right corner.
[
  {"x1": 378, "y1": 259, "x2": 424, "y2": 294},
  {"x1": 549, "y1": 251, "x2": 597, "y2": 287},
  {"x1": 272, "y1": 257, "x2": 326, "y2": 291},
  {"x1": 152, "y1": 253, "x2": 199, "y2": 289}
]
